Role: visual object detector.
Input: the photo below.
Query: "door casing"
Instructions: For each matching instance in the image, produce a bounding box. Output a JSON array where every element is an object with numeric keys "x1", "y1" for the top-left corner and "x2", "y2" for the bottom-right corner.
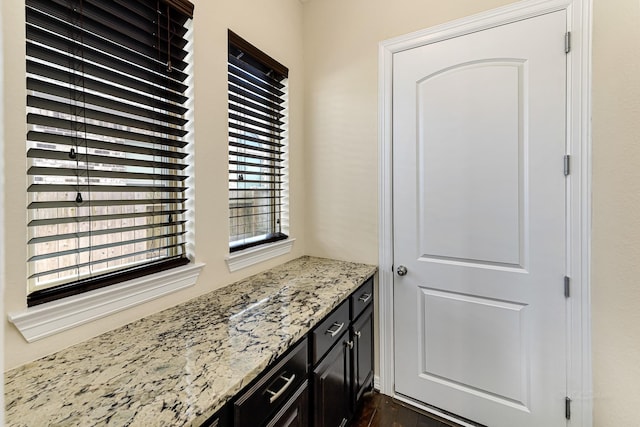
[{"x1": 377, "y1": 0, "x2": 592, "y2": 425}]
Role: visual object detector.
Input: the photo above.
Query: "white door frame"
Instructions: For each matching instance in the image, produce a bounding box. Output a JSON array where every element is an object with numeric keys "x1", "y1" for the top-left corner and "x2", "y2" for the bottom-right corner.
[{"x1": 377, "y1": 0, "x2": 592, "y2": 425}]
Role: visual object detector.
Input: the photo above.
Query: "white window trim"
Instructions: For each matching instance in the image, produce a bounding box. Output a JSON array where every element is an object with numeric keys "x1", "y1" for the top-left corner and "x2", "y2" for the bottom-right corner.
[
  {"x1": 226, "y1": 238, "x2": 295, "y2": 272},
  {"x1": 8, "y1": 262, "x2": 204, "y2": 342}
]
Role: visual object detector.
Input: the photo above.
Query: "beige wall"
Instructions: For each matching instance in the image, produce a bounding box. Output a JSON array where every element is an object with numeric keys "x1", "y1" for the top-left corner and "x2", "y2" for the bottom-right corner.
[
  {"x1": 302, "y1": 0, "x2": 640, "y2": 426},
  {"x1": 2, "y1": 0, "x2": 306, "y2": 369},
  {"x1": 302, "y1": 0, "x2": 514, "y2": 265},
  {"x1": 591, "y1": 0, "x2": 640, "y2": 425}
]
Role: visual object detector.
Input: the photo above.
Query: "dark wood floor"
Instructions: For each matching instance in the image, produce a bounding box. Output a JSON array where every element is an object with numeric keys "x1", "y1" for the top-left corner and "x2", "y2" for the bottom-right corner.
[{"x1": 351, "y1": 392, "x2": 463, "y2": 427}]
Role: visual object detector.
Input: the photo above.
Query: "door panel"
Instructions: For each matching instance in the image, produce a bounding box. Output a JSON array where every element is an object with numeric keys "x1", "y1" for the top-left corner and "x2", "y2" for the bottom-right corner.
[
  {"x1": 419, "y1": 289, "x2": 529, "y2": 407},
  {"x1": 417, "y1": 61, "x2": 525, "y2": 267},
  {"x1": 393, "y1": 10, "x2": 567, "y2": 427}
]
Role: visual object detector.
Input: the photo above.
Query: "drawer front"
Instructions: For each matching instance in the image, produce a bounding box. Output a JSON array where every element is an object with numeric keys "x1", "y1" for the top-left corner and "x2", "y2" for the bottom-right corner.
[
  {"x1": 234, "y1": 339, "x2": 308, "y2": 427},
  {"x1": 312, "y1": 299, "x2": 350, "y2": 364},
  {"x1": 265, "y1": 381, "x2": 308, "y2": 427},
  {"x1": 351, "y1": 277, "x2": 373, "y2": 320}
]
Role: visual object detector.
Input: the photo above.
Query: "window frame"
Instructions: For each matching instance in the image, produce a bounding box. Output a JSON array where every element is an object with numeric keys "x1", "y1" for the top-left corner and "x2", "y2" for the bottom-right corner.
[
  {"x1": 227, "y1": 30, "x2": 290, "y2": 254},
  {"x1": 24, "y1": 0, "x2": 196, "y2": 307}
]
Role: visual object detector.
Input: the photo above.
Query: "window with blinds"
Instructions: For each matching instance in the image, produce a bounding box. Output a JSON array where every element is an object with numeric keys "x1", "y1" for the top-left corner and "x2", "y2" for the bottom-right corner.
[
  {"x1": 228, "y1": 31, "x2": 289, "y2": 252},
  {"x1": 26, "y1": 0, "x2": 194, "y2": 306}
]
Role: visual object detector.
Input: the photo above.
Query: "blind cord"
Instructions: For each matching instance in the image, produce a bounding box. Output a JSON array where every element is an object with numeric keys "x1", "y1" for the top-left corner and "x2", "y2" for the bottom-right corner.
[{"x1": 78, "y1": 0, "x2": 93, "y2": 279}]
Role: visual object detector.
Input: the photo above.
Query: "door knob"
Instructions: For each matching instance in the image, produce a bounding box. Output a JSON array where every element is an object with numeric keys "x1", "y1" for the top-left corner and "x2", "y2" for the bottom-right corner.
[{"x1": 396, "y1": 265, "x2": 408, "y2": 276}]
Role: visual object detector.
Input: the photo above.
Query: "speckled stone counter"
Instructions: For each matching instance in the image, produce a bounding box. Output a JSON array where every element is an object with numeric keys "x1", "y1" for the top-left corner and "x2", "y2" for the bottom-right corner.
[{"x1": 5, "y1": 256, "x2": 377, "y2": 427}]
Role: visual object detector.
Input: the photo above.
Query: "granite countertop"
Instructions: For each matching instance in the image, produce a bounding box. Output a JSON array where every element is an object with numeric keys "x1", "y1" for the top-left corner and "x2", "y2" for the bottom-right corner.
[{"x1": 5, "y1": 256, "x2": 377, "y2": 427}]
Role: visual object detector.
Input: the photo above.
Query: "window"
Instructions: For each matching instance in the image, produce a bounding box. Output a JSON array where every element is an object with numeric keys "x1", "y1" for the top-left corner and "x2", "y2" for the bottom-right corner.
[
  {"x1": 228, "y1": 30, "x2": 289, "y2": 252},
  {"x1": 25, "y1": 0, "x2": 194, "y2": 306}
]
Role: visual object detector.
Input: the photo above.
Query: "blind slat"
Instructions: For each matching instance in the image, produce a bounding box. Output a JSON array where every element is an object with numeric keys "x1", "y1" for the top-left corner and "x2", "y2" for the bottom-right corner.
[
  {"x1": 29, "y1": 220, "x2": 187, "y2": 244},
  {"x1": 230, "y1": 203, "x2": 282, "y2": 210},
  {"x1": 228, "y1": 103, "x2": 285, "y2": 126},
  {"x1": 28, "y1": 78, "x2": 187, "y2": 126},
  {"x1": 29, "y1": 246, "x2": 186, "y2": 280},
  {"x1": 228, "y1": 112, "x2": 283, "y2": 135},
  {"x1": 28, "y1": 209, "x2": 186, "y2": 227},
  {"x1": 229, "y1": 131, "x2": 284, "y2": 147},
  {"x1": 229, "y1": 94, "x2": 284, "y2": 119},
  {"x1": 229, "y1": 170, "x2": 283, "y2": 178},
  {"x1": 230, "y1": 160, "x2": 284, "y2": 169},
  {"x1": 29, "y1": 198, "x2": 186, "y2": 210},
  {"x1": 27, "y1": 43, "x2": 188, "y2": 105},
  {"x1": 228, "y1": 62, "x2": 285, "y2": 96},
  {"x1": 26, "y1": 27, "x2": 188, "y2": 94},
  {"x1": 228, "y1": 151, "x2": 284, "y2": 163},
  {"x1": 228, "y1": 84, "x2": 285, "y2": 113},
  {"x1": 26, "y1": 7, "x2": 189, "y2": 81},
  {"x1": 27, "y1": 0, "x2": 190, "y2": 69},
  {"x1": 228, "y1": 122, "x2": 283, "y2": 141},
  {"x1": 28, "y1": 132, "x2": 188, "y2": 159},
  {"x1": 28, "y1": 183, "x2": 187, "y2": 194},
  {"x1": 230, "y1": 196, "x2": 282, "y2": 201},
  {"x1": 27, "y1": 96, "x2": 188, "y2": 137},
  {"x1": 228, "y1": 74, "x2": 285, "y2": 106},
  {"x1": 27, "y1": 61, "x2": 187, "y2": 115},
  {"x1": 230, "y1": 142, "x2": 283, "y2": 156},
  {"x1": 27, "y1": 166, "x2": 188, "y2": 182},
  {"x1": 28, "y1": 148, "x2": 187, "y2": 171},
  {"x1": 28, "y1": 114, "x2": 187, "y2": 148},
  {"x1": 229, "y1": 188, "x2": 282, "y2": 192},
  {"x1": 29, "y1": 231, "x2": 186, "y2": 262}
]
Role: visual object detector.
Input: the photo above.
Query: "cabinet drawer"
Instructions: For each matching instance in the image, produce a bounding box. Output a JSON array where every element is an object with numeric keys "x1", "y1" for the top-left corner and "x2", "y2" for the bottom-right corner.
[
  {"x1": 312, "y1": 299, "x2": 350, "y2": 364},
  {"x1": 234, "y1": 339, "x2": 308, "y2": 427},
  {"x1": 351, "y1": 277, "x2": 373, "y2": 320},
  {"x1": 265, "y1": 381, "x2": 308, "y2": 427}
]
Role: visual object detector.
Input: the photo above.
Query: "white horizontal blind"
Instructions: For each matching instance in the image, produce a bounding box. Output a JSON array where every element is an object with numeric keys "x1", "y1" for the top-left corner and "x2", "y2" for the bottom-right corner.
[
  {"x1": 228, "y1": 31, "x2": 289, "y2": 252},
  {"x1": 26, "y1": 0, "x2": 193, "y2": 305}
]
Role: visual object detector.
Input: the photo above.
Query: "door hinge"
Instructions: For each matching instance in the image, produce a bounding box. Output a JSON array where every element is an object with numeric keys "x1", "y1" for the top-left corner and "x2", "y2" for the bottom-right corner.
[
  {"x1": 565, "y1": 396, "x2": 572, "y2": 420},
  {"x1": 564, "y1": 276, "x2": 570, "y2": 298},
  {"x1": 565, "y1": 32, "x2": 571, "y2": 54},
  {"x1": 564, "y1": 154, "x2": 571, "y2": 176}
]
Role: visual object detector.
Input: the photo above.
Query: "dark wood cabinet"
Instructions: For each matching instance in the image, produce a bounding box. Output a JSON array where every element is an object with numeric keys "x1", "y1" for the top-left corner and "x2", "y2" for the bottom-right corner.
[
  {"x1": 312, "y1": 277, "x2": 374, "y2": 427},
  {"x1": 234, "y1": 339, "x2": 308, "y2": 427},
  {"x1": 266, "y1": 381, "x2": 309, "y2": 427},
  {"x1": 311, "y1": 301, "x2": 350, "y2": 364},
  {"x1": 313, "y1": 334, "x2": 352, "y2": 427},
  {"x1": 351, "y1": 304, "x2": 374, "y2": 406}
]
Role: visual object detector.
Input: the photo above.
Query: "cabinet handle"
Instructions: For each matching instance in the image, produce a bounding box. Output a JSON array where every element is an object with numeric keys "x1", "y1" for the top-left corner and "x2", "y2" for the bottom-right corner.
[
  {"x1": 358, "y1": 293, "x2": 372, "y2": 303},
  {"x1": 354, "y1": 330, "x2": 361, "y2": 339},
  {"x1": 265, "y1": 373, "x2": 296, "y2": 404},
  {"x1": 325, "y1": 322, "x2": 345, "y2": 337},
  {"x1": 346, "y1": 340, "x2": 354, "y2": 350}
]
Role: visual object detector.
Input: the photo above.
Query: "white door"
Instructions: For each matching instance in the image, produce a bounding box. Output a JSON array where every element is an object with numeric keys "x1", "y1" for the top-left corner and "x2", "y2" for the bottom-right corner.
[{"x1": 393, "y1": 11, "x2": 568, "y2": 427}]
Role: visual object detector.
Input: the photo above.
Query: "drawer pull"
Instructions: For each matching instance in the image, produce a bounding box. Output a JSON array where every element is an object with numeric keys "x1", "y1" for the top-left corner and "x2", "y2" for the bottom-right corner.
[
  {"x1": 346, "y1": 340, "x2": 354, "y2": 350},
  {"x1": 358, "y1": 293, "x2": 372, "y2": 303},
  {"x1": 354, "y1": 330, "x2": 361, "y2": 338},
  {"x1": 265, "y1": 373, "x2": 296, "y2": 404},
  {"x1": 325, "y1": 322, "x2": 345, "y2": 337}
]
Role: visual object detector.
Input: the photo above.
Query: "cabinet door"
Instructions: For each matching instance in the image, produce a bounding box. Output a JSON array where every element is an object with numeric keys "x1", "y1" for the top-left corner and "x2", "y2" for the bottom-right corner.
[
  {"x1": 352, "y1": 305, "x2": 374, "y2": 404},
  {"x1": 266, "y1": 381, "x2": 309, "y2": 427},
  {"x1": 313, "y1": 337, "x2": 352, "y2": 427}
]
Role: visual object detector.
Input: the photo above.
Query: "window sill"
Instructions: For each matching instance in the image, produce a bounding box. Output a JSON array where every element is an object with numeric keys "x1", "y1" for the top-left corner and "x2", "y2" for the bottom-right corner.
[
  {"x1": 226, "y1": 238, "x2": 296, "y2": 272},
  {"x1": 8, "y1": 262, "x2": 204, "y2": 343}
]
